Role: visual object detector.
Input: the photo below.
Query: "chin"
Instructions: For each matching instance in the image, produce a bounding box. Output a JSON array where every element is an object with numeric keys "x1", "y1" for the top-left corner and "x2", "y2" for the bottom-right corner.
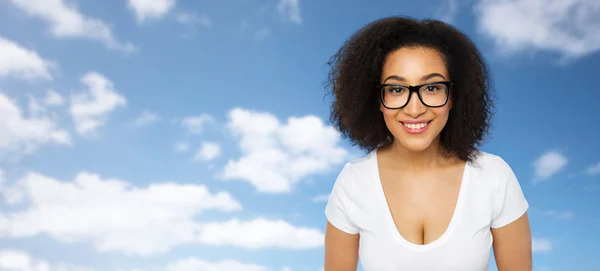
[{"x1": 394, "y1": 137, "x2": 436, "y2": 153}]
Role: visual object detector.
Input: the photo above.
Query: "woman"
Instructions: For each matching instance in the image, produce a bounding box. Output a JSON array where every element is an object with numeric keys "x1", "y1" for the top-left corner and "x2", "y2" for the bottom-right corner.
[{"x1": 324, "y1": 17, "x2": 532, "y2": 271}]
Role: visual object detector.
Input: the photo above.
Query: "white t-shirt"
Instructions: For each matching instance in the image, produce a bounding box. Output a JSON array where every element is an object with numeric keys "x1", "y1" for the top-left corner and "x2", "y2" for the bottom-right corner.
[{"x1": 325, "y1": 149, "x2": 529, "y2": 271}]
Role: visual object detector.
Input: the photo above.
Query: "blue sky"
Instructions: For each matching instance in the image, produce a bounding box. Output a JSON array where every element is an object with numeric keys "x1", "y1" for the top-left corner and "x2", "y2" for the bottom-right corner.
[{"x1": 0, "y1": 0, "x2": 599, "y2": 270}]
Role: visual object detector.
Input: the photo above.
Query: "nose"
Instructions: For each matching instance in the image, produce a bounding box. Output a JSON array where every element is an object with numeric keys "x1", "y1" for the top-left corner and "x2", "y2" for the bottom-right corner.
[{"x1": 403, "y1": 92, "x2": 427, "y2": 118}]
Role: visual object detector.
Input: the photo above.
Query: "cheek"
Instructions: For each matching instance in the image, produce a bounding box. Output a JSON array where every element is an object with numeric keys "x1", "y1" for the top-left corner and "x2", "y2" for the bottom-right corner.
[
  {"x1": 381, "y1": 108, "x2": 397, "y2": 121},
  {"x1": 432, "y1": 106, "x2": 451, "y2": 121},
  {"x1": 380, "y1": 109, "x2": 400, "y2": 130}
]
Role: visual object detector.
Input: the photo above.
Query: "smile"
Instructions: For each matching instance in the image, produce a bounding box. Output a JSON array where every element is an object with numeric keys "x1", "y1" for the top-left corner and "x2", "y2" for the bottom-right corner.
[{"x1": 400, "y1": 121, "x2": 431, "y2": 134}]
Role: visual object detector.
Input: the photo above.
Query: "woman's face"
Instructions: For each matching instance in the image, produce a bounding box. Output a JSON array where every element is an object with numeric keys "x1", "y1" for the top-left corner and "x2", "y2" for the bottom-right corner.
[{"x1": 379, "y1": 46, "x2": 452, "y2": 153}]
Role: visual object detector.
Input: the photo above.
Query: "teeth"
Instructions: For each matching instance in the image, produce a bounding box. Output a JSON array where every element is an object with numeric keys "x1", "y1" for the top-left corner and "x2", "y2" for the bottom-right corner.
[{"x1": 404, "y1": 122, "x2": 427, "y2": 130}]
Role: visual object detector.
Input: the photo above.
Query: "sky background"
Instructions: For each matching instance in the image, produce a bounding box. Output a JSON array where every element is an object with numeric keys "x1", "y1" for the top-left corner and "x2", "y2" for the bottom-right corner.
[{"x1": 0, "y1": 0, "x2": 599, "y2": 270}]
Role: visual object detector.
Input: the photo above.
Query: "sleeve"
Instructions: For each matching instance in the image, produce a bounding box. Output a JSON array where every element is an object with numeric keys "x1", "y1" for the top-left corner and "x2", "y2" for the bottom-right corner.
[
  {"x1": 324, "y1": 163, "x2": 359, "y2": 234},
  {"x1": 490, "y1": 157, "x2": 530, "y2": 228}
]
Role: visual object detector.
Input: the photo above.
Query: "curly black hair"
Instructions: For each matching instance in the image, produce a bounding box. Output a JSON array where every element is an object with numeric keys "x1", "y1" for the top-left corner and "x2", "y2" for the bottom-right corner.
[{"x1": 326, "y1": 16, "x2": 495, "y2": 162}]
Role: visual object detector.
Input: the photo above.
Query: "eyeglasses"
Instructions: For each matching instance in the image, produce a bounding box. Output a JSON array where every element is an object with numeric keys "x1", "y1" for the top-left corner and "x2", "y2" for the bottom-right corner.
[{"x1": 378, "y1": 81, "x2": 453, "y2": 109}]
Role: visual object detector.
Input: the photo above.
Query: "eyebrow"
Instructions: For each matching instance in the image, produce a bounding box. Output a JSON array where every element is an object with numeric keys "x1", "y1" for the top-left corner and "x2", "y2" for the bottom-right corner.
[{"x1": 383, "y1": 73, "x2": 447, "y2": 83}]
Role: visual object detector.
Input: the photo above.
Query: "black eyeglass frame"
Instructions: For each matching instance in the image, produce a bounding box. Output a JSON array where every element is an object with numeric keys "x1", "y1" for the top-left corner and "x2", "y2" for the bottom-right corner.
[{"x1": 377, "y1": 81, "x2": 454, "y2": 109}]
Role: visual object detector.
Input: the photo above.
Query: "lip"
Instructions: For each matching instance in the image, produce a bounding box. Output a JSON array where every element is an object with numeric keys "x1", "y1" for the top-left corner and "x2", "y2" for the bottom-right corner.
[{"x1": 400, "y1": 120, "x2": 431, "y2": 134}]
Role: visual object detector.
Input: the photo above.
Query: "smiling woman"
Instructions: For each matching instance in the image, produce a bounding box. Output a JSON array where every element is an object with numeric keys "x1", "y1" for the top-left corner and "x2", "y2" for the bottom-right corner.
[{"x1": 324, "y1": 17, "x2": 532, "y2": 271}]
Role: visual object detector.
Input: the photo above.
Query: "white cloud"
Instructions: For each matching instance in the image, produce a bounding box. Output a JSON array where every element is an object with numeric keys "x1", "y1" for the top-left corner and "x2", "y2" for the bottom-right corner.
[
  {"x1": 436, "y1": 0, "x2": 460, "y2": 23},
  {"x1": 0, "y1": 169, "x2": 25, "y2": 206},
  {"x1": 195, "y1": 142, "x2": 221, "y2": 161},
  {"x1": 475, "y1": 0, "x2": 600, "y2": 60},
  {"x1": 0, "y1": 170, "x2": 324, "y2": 254},
  {"x1": 127, "y1": 0, "x2": 176, "y2": 23},
  {"x1": 43, "y1": 89, "x2": 64, "y2": 106},
  {"x1": 134, "y1": 111, "x2": 159, "y2": 126},
  {"x1": 198, "y1": 218, "x2": 323, "y2": 249},
  {"x1": 181, "y1": 114, "x2": 213, "y2": 134},
  {"x1": 1, "y1": 186, "x2": 24, "y2": 205},
  {"x1": 0, "y1": 249, "x2": 94, "y2": 271},
  {"x1": 0, "y1": 171, "x2": 242, "y2": 256},
  {"x1": 277, "y1": 0, "x2": 302, "y2": 25},
  {"x1": 532, "y1": 238, "x2": 552, "y2": 253},
  {"x1": 223, "y1": 108, "x2": 348, "y2": 193},
  {"x1": 176, "y1": 12, "x2": 211, "y2": 27},
  {"x1": 165, "y1": 258, "x2": 267, "y2": 271},
  {"x1": 542, "y1": 210, "x2": 574, "y2": 220},
  {"x1": 8, "y1": 0, "x2": 135, "y2": 52},
  {"x1": 175, "y1": 12, "x2": 212, "y2": 38},
  {"x1": 0, "y1": 37, "x2": 54, "y2": 81},
  {"x1": 70, "y1": 72, "x2": 126, "y2": 135},
  {"x1": 27, "y1": 90, "x2": 63, "y2": 118},
  {"x1": 26, "y1": 94, "x2": 45, "y2": 117},
  {"x1": 0, "y1": 91, "x2": 70, "y2": 154},
  {"x1": 311, "y1": 194, "x2": 329, "y2": 203},
  {"x1": 533, "y1": 151, "x2": 567, "y2": 182},
  {"x1": 585, "y1": 161, "x2": 600, "y2": 176},
  {"x1": 174, "y1": 141, "x2": 189, "y2": 153},
  {"x1": 0, "y1": 169, "x2": 19, "y2": 205}
]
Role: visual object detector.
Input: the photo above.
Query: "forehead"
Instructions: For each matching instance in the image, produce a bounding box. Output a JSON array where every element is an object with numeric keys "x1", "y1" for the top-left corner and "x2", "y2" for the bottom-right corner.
[{"x1": 381, "y1": 47, "x2": 448, "y2": 80}]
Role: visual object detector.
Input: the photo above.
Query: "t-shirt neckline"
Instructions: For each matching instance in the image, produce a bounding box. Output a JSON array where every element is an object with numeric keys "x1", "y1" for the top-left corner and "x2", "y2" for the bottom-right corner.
[{"x1": 370, "y1": 148, "x2": 471, "y2": 252}]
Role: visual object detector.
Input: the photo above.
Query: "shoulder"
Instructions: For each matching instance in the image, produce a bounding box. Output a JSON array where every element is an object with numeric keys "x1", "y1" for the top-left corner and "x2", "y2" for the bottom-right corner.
[
  {"x1": 470, "y1": 150, "x2": 514, "y2": 175},
  {"x1": 324, "y1": 151, "x2": 378, "y2": 234},
  {"x1": 469, "y1": 152, "x2": 529, "y2": 228},
  {"x1": 468, "y1": 150, "x2": 520, "y2": 191},
  {"x1": 330, "y1": 150, "x2": 377, "y2": 193},
  {"x1": 340, "y1": 150, "x2": 377, "y2": 179},
  {"x1": 346, "y1": 150, "x2": 376, "y2": 169}
]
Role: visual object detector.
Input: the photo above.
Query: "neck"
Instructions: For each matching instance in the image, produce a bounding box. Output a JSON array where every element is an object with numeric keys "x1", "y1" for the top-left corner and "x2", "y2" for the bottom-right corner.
[{"x1": 386, "y1": 137, "x2": 450, "y2": 170}]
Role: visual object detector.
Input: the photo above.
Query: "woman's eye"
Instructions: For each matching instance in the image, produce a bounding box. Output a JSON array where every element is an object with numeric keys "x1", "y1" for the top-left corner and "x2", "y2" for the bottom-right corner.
[{"x1": 389, "y1": 87, "x2": 407, "y2": 94}]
